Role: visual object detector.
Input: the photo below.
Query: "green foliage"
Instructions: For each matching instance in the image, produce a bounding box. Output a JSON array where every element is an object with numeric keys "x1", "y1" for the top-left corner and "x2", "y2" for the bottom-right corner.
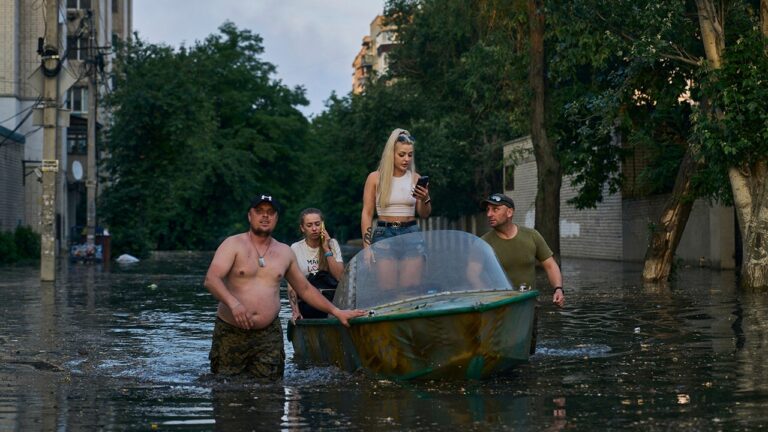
[
  {"x1": 97, "y1": 1, "x2": 768, "y2": 253},
  {"x1": 102, "y1": 22, "x2": 310, "y2": 253},
  {"x1": 693, "y1": 28, "x2": 768, "y2": 202},
  {"x1": 0, "y1": 231, "x2": 18, "y2": 264},
  {"x1": 0, "y1": 226, "x2": 40, "y2": 264},
  {"x1": 547, "y1": 0, "x2": 702, "y2": 207},
  {"x1": 13, "y1": 226, "x2": 40, "y2": 259},
  {"x1": 386, "y1": 0, "x2": 529, "y2": 217},
  {"x1": 298, "y1": 0, "x2": 532, "y2": 237},
  {"x1": 548, "y1": 0, "x2": 767, "y2": 209}
]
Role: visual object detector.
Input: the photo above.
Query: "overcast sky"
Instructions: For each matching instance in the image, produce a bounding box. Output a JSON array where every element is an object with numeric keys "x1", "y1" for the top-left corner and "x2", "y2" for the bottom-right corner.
[{"x1": 133, "y1": 1, "x2": 384, "y2": 118}]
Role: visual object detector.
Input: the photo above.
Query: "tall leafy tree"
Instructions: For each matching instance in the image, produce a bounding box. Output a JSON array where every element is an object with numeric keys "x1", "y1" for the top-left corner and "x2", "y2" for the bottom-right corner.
[
  {"x1": 693, "y1": 0, "x2": 768, "y2": 287},
  {"x1": 102, "y1": 23, "x2": 309, "y2": 256},
  {"x1": 385, "y1": 0, "x2": 530, "y2": 219},
  {"x1": 548, "y1": 1, "x2": 768, "y2": 285}
]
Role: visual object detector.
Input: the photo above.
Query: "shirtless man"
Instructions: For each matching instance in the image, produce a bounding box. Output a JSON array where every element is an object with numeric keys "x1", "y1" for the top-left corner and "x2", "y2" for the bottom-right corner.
[{"x1": 204, "y1": 194, "x2": 365, "y2": 379}]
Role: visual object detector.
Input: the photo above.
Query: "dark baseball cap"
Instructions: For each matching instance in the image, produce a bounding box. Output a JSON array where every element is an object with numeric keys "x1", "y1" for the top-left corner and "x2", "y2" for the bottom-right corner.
[
  {"x1": 482, "y1": 193, "x2": 515, "y2": 209},
  {"x1": 250, "y1": 194, "x2": 282, "y2": 213}
]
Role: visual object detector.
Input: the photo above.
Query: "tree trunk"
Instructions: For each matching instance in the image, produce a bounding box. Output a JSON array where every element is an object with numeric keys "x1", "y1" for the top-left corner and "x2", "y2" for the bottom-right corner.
[
  {"x1": 746, "y1": 0, "x2": 768, "y2": 287},
  {"x1": 696, "y1": 0, "x2": 768, "y2": 288},
  {"x1": 642, "y1": 150, "x2": 697, "y2": 281},
  {"x1": 642, "y1": 0, "x2": 725, "y2": 281},
  {"x1": 732, "y1": 162, "x2": 768, "y2": 288},
  {"x1": 528, "y1": 0, "x2": 562, "y2": 260}
]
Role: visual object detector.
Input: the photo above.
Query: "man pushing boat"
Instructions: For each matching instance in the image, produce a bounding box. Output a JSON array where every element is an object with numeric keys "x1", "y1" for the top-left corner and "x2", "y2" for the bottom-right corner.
[{"x1": 203, "y1": 194, "x2": 366, "y2": 380}]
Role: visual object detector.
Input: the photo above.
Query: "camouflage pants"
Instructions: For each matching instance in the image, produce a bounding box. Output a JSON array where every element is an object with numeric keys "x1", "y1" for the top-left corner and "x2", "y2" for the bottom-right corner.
[{"x1": 209, "y1": 316, "x2": 285, "y2": 380}]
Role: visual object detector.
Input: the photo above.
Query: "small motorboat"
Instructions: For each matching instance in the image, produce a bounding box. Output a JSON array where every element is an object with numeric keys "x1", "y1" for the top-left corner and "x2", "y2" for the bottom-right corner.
[{"x1": 288, "y1": 230, "x2": 538, "y2": 380}]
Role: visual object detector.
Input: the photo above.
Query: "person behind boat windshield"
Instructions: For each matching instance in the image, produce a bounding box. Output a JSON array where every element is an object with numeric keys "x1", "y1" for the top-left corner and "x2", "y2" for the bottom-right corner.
[
  {"x1": 361, "y1": 128, "x2": 432, "y2": 289},
  {"x1": 203, "y1": 194, "x2": 366, "y2": 380},
  {"x1": 480, "y1": 193, "x2": 565, "y2": 307},
  {"x1": 287, "y1": 208, "x2": 344, "y2": 322}
]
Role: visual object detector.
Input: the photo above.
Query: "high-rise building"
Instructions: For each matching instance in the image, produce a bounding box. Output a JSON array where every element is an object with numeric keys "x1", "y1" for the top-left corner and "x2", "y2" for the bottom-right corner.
[{"x1": 352, "y1": 15, "x2": 398, "y2": 94}]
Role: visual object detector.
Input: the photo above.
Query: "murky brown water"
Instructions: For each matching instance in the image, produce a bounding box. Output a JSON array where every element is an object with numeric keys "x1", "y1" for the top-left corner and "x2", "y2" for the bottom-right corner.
[{"x1": 2, "y1": 252, "x2": 768, "y2": 431}]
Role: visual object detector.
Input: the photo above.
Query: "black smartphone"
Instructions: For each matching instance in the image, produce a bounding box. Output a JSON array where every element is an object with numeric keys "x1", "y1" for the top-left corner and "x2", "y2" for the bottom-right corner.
[{"x1": 416, "y1": 175, "x2": 429, "y2": 188}]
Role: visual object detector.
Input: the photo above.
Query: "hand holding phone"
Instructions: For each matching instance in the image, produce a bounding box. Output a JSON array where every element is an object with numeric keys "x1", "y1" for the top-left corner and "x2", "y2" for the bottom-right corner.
[{"x1": 413, "y1": 175, "x2": 429, "y2": 200}]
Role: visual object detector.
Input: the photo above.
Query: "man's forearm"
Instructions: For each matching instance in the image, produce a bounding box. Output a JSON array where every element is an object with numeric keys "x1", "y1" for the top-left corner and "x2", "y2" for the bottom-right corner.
[{"x1": 204, "y1": 276, "x2": 239, "y2": 309}]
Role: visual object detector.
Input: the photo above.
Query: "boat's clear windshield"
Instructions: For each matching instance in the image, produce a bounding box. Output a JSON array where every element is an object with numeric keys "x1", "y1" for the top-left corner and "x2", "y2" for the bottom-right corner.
[{"x1": 334, "y1": 230, "x2": 513, "y2": 310}]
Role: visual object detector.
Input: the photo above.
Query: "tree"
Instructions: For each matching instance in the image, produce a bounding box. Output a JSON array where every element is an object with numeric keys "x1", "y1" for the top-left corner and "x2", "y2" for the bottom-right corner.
[
  {"x1": 548, "y1": 1, "x2": 768, "y2": 285},
  {"x1": 385, "y1": 0, "x2": 530, "y2": 219},
  {"x1": 528, "y1": 0, "x2": 562, "y2": 258},
  {"x1": 102, "y1": 23, "x2": 309, "y2": 256},
  {"x1": 693, "y1": 0, "x2": 768, "y2": 287}
]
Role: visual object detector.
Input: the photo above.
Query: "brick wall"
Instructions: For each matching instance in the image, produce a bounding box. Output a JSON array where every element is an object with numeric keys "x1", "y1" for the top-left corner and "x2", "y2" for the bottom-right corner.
[{"x1": 510, "y1": 159, "x2": 623, "y2": 260}]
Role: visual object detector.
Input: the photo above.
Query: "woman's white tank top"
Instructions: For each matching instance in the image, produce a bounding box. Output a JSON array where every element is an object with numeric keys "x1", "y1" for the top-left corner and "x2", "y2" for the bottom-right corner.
[{"x1": 377, "y1": 172, "x2": 416, "y2": 217}]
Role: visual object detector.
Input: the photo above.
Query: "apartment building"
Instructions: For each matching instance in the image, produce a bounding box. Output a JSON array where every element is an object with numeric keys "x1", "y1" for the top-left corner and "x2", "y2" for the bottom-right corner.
[
  {"x1": 352, "y1": 15, "x2": 397, "y2": 94},
  {"x1": 0, "y1": 0, "x2": 132, "y2": 249}
]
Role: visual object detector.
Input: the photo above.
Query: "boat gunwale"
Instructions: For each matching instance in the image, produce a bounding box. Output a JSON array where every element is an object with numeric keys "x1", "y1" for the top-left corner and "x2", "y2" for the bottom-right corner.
[{"x1": 294, "y1": 289, "x2": 539, "y2": 326}]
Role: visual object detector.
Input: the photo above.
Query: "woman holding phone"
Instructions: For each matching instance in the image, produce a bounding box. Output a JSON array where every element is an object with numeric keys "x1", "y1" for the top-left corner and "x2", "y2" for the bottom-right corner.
[
  {"x1": 361, "y1": 128, "x2": 432, "y2": 289},
  {"x1": 288, "y1": 208, "x2": 344, "y2": 321}
]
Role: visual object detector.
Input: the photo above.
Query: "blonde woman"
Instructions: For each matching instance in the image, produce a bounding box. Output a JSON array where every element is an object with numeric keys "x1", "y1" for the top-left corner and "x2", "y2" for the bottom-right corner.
[
  {"x1": 361, "y1": 128, "x2": 432, "y2": 288},
  {"x1": 288, "y1": 208, "x2": 344, "y2": 321}
]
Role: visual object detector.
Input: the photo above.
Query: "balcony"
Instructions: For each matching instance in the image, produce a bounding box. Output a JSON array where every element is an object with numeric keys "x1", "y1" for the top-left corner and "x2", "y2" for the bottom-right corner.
[{"x1": 362, "y1": 54, "x2": 375, "y2": 67}]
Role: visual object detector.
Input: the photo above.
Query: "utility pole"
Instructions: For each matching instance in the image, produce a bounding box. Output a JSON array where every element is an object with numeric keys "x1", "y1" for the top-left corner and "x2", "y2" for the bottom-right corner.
[
  {"x1": 86, "y1": 2, "x2": 98, "y2": 252},
  {"x1": 40, "y1": 0, "x2": 62, "y2": 281}
]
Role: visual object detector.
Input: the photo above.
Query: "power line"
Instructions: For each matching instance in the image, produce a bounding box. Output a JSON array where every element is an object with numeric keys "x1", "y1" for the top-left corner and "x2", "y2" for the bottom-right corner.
[
  {"x1": 0, "y1": 98, "x2": 42, "y2": 126},
  {"x1": 0, "y1": 104, "x2": 37, "y2": 148}
]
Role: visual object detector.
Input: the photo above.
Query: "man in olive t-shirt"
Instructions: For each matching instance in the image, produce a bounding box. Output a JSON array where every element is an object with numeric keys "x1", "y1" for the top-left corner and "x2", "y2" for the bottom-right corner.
[{"x1": 480, "y1": 193, "x2": 565, "y2": 307}]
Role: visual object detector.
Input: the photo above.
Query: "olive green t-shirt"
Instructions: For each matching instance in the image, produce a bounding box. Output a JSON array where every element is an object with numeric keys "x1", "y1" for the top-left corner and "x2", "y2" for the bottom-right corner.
[{"x1": 481, "y1": 226, "x2": 553, "y2": 289}]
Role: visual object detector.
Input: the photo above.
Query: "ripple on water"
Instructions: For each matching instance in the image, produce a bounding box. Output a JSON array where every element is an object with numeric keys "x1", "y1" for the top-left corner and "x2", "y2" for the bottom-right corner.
[{"x1": 535, "y1": 343, "x2": 614, "y2": 358}]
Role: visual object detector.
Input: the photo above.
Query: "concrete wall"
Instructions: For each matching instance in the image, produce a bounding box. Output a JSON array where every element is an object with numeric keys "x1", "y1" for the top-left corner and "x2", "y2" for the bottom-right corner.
[
  {"x1": 502, "y1": 136, "x2": 736, "y2": 268},
  {"x1": 504, "y1": 137, "x2": 624, "y2": 260},
  {"x1": 508, "y1": 157, "x2": 623, "y2": 260},
  {"x1": 623, "y1": 196, "x2": 736, "y2": 268}
]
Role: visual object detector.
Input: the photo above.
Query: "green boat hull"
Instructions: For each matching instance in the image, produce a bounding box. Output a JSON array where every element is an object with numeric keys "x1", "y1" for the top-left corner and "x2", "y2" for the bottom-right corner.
[{"x1": 288, "y1": 290, "x2": 538, "y2": 380}]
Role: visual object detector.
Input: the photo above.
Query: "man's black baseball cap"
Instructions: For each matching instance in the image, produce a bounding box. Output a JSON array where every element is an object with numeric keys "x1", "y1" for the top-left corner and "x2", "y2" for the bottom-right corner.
[
  {"x1": 482, "y1": 193, "x2": 515, "y2": 209},
  {"x1": 250, "y1": 194, "x2": 282, "y2": 213}
]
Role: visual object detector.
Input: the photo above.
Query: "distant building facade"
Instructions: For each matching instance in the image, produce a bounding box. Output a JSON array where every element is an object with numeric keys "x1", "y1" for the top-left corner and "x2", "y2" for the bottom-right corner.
[
  {"x1": 0, "y1": 0, "x2": 132, "y2": 248},
  {"x1": 352, "y1": 15, "x2": 398, "y2": 94},
  {"x1": 0, "y1": 126, "x2": 25, "y2": 232}
]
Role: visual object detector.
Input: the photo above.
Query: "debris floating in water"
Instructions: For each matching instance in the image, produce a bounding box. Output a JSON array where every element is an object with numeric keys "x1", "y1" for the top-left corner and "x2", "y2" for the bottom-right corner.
[{"x1": 116, "y1": 254, "x2": 140, "y2": 264}]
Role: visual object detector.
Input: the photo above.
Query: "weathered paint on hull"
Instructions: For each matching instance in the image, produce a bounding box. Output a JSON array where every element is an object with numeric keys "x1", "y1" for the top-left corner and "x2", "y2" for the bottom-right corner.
[{"x1": 289, "y1": 290, "x2": 538, "y2": 380}]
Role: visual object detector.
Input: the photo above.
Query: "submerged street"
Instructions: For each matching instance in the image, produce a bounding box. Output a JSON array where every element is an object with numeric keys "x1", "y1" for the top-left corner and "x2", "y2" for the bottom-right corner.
[{"x1": 2, "y1": 252, "x2": 768, "y2": 431}]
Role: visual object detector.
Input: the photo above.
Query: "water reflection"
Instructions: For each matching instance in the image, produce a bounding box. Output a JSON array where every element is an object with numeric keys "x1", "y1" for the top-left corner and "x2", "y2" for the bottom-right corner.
[{"x1": 2, "y1": 255, "x2": 768, "y2": 430}]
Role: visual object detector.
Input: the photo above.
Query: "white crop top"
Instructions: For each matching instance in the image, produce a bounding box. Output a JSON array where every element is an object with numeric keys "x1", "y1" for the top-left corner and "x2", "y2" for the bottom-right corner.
[{"x1": 377, "y1": 171, "x2": 417, "y2": 217}]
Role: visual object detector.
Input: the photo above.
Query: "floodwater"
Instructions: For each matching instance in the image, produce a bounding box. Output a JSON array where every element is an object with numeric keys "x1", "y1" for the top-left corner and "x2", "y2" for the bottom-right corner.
[{"x1": 2, "y1": 252, "x2": 768, "y2": 431}]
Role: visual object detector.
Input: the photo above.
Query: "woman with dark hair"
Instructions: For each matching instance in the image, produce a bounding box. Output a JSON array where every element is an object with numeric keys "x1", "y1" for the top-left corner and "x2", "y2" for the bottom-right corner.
[{"x1": 287, "y1": 208, "x2": 344, "y2": 321}]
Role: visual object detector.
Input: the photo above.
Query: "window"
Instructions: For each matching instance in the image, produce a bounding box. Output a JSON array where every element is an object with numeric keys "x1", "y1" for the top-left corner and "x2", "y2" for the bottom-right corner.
[
  {"x1": 504, "y1": 164, "x2": 515, "y2": 191},
  {"x1": 67, "y1": 0, "x2": 92, "y2": 9},
  {"x1": 67, "y1": 134, "x2": 87, "y2": 155},
  {"x1": 65, "y1": 87, "x2": 89, "y2": 113},
  {"x1": 67, "y1": 36, "x2": 89, "y2": 61},
  {"x1": 112, "y1": 0, "x2": 119, "y2": 13}
]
